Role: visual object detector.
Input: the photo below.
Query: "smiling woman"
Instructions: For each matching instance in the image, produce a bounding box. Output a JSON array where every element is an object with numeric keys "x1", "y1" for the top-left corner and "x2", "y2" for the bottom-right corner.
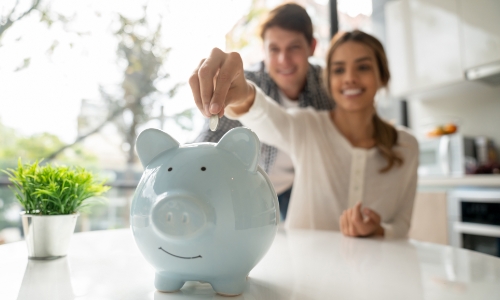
[{"x1": 325, "y1": 30, "x2": 402, "y2": 172}]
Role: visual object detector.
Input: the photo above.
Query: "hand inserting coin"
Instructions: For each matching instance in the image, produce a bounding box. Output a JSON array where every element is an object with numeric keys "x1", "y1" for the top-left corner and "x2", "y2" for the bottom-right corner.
[{"x1": 209, "y1": 114, "x2": 219, "y2": 131}]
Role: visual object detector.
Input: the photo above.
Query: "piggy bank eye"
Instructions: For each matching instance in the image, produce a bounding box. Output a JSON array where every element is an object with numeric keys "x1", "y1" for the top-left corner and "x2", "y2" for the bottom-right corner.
[
  {"x1": 168, "y1": 167, "x2": 173, "y2": 172},
  {"x1": 201, "y1": 167, "x2": 206, "y2": 171}
]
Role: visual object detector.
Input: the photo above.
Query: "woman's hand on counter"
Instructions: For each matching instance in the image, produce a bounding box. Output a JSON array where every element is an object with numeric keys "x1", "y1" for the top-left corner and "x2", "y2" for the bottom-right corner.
[
  {"x1": 340, "y1": 202, "x2": 384, "y2": 237},
  {"x1": 188, "y1": 48, "x2": 255, "y2": 118}
]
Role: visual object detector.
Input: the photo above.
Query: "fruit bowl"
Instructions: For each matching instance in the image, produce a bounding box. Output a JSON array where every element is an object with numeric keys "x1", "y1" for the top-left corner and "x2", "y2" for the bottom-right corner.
[{"x1": 421, "y1": 117, "x2": 461, "y2": 138}]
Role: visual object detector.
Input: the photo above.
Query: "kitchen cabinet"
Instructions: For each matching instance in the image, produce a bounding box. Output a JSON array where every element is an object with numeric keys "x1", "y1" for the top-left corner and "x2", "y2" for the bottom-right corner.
[
  {"x1": 409, "y1": 191, "x2": 448, "y2": 245},
  {"x1": 385, "y1": 0, "x2": 500, "y2": 96},
  {"x1": 385, "y1": 0, "x2": 463, "y2": 97},
  {"x1": 413, "y1": 176, "x2": 500, "y2": 254},
  {"x1": 458, "y1": 0, "x2": 500, "y2": 70},
  {"x1": 385, "y1": 0, "x2": 412, "y2": 96},
  {"x1": 409, "y1": 0, "x2": 463, "y2": 91}
]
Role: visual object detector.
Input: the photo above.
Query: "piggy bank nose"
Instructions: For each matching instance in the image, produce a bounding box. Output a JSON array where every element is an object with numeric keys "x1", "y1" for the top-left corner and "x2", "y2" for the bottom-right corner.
[{"x1": 151, "y1": 193, "x2": 212, "y2": 240}]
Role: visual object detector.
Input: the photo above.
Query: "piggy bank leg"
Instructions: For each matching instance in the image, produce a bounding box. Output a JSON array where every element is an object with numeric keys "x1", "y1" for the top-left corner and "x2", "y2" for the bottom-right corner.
[
  {"x1": 211, "y1": 277, "x2": 246, "y2": 296},
  {"x1": 155, "y1": 272, "x2": 185, "y2": 293}
]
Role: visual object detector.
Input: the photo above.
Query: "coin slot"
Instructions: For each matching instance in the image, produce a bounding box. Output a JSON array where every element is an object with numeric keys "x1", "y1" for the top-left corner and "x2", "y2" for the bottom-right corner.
[{"x1": 182, "y1": 213, "x2": 189, "y2": 223}]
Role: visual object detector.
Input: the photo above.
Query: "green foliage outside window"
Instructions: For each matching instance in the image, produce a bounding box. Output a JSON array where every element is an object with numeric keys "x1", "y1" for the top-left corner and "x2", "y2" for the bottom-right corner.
[{"x1": 0, "y1": 119, "x2": 97, "y2": 170}]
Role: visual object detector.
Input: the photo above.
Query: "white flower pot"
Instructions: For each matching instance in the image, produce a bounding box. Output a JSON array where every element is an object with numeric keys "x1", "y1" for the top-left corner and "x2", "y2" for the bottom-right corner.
[{"x1": 20, "y1": 212, "x2": 79, "y2": 260}]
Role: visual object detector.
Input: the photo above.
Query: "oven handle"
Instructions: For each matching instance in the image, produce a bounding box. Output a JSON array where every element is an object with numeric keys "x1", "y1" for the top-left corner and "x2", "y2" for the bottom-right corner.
[
  {"x1": 453, "y1": 222, "x2": 500, "y2": 238},
  {"x1": 439, "y1": 135, "x2": 451, "y2": 175}
]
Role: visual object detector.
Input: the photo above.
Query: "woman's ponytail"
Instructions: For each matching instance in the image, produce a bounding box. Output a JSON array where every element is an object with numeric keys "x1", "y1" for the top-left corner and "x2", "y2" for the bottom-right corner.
[{"x1": 372, "y1": 113, "x2": 403, "y2": 172}]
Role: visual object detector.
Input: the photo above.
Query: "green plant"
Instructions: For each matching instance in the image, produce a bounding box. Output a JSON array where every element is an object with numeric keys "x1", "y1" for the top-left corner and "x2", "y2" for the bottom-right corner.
[{"x1": 2, "y1": 159, "x2": 110, "y2": 215}]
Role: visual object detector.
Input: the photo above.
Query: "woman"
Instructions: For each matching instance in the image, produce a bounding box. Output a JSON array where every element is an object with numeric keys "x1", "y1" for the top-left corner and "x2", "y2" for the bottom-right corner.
[{"x1": 189, "y1": 30, "x2": 419, "y2": 239}]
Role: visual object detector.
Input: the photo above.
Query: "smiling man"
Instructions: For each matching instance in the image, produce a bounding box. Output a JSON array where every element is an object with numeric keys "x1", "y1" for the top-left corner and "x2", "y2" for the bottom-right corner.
[{"x1": 194, "y1": 3, "x2": 333, "y2": 220}]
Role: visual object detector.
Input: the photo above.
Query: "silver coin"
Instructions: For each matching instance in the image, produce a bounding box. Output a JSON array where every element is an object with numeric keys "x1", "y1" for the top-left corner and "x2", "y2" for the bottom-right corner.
[{"x1": 209, "y1": 114, "x2": 219, "y2": 131}]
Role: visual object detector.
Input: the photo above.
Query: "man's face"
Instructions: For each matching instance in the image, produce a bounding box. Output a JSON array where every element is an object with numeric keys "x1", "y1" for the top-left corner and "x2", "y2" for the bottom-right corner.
[{"x1": 263, "y1": 27, "x2": 316, "y2": 96}]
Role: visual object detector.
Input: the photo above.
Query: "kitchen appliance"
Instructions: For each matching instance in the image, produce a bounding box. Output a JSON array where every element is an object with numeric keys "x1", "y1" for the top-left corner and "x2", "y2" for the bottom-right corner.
[
  {"x1": 418, "y1": 134, "x2": 476, "y2": 177},
  {"x1": 465, "y1": 60, "x2": 500, "y2": 86},
  {"x1": 474, "y1": 136, "x2": 499, "y2": 165},
  {"x1": 448, "y1": 189, "x2": 500, "y2": 257}
]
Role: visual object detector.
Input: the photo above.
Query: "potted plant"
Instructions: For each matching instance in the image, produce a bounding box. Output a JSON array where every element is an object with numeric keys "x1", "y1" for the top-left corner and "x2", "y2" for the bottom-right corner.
[{"x1": 2, "y1": 159, "x2": 110, "y2": 259}]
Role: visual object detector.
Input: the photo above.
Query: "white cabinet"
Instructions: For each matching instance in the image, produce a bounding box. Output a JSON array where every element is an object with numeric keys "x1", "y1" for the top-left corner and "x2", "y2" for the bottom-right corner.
[
  {"x1": 409, "y1": 0, "x2": 463, "y2": 90},
  {"x1": 385, "y1": 0, "x2": 463, "y2": 97},
  {"x1": 409, "y1": 191, "x2": 448, "y2": 245},
  {"x1": 385, "y1": 1, "x2": 413, "y2": 96},
  {"x1": 458, "y1": 0, "x2": 500, "y2": 70}
]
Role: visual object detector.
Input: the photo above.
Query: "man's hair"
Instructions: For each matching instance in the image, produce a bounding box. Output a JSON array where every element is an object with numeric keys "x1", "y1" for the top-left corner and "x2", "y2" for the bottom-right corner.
[{"x1": 259, "y1": 3, "x2": 314, "y2": 44}]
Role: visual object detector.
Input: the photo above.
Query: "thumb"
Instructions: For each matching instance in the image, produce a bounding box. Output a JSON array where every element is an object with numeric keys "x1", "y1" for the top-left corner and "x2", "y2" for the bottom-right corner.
[{"x1": 363, "y1": 208, "x2": 381, "y2": 224}]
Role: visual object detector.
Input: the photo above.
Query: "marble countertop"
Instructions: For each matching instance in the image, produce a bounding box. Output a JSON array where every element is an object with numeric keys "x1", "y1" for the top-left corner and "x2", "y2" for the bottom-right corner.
[
  {"x1": 418, "y1": 174, "x2": 500, "y2": 188},
  {"x1": 1, "y1": 229, "x2": 499, "y2": 300}
]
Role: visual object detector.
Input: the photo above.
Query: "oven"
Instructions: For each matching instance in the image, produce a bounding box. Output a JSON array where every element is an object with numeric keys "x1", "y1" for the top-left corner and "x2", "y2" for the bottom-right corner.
[{"x1": 448, "y1": 189, "x2": 500, "y2": 257}]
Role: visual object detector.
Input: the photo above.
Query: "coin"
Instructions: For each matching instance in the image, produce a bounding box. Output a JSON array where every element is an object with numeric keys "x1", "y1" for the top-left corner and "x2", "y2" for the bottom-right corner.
[{"x1": 209, "y1": 114, "x2": 219, "y2": 131}]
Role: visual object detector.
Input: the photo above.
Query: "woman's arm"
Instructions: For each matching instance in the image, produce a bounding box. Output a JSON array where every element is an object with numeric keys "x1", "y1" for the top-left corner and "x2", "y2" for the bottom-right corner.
[{"x1": 225, "y1": 82, "x2": 299, "y2": 155}]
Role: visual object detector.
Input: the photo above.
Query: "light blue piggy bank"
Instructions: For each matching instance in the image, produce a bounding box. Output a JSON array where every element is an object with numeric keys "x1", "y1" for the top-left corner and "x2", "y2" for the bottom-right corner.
[{"x1": 131, "y1": 127, "x2": 279, "y2": 296}]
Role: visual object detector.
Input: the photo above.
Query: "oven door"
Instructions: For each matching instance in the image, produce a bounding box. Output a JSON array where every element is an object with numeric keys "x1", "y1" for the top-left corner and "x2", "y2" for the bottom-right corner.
[
  {"x1": 453, "y1": 222, "x2": 500, "y2": 257},
  {"x1": 448, "y1": 189, "x2": 500, "y2": 257}
]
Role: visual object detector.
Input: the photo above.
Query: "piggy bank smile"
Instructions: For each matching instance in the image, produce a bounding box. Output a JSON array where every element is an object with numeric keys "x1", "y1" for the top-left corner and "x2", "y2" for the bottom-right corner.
[
  {"x1": 158, "y1": 247, "x2": 202, "y2": 259},
  {"x1": 131, "y1": 127, "x2": 278, "y2": 296}
]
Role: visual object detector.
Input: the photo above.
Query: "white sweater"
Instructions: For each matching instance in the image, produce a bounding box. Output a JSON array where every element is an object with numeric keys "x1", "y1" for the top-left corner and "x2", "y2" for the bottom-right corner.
[{"x1": 226, "y1": 84, "x2": 419, "y2": 239}]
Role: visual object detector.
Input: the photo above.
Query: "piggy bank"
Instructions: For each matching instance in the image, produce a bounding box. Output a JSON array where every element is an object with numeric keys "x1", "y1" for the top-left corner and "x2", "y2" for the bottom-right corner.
[{"x1": 131, "y1": 127, "x2": 279, "y2": 296}]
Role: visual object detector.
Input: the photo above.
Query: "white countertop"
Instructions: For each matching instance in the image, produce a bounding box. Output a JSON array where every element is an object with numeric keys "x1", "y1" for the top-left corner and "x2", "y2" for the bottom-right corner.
[
  {"x1": 1, "y1": 229, "x2": 499, "y2": 300},
  {"x1": 418, "y1": 174, "x2": 500, "y2": 187}
]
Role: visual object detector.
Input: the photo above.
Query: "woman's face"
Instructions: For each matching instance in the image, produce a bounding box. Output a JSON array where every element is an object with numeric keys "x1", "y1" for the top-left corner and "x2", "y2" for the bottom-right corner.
[{"x1": 329, "y1": 41, "x2": 381, "y2": 113}]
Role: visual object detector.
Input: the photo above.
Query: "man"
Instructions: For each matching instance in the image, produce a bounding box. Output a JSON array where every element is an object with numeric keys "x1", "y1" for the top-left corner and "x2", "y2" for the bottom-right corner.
[{"x1": 194, "y1": 3, "x2": 333, "y2": 220}]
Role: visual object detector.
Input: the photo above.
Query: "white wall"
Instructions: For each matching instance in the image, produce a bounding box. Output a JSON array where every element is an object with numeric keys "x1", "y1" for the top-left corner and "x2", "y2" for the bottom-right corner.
[{"x1": 408, "y1": 81, "x2": 500, "y2": 144}]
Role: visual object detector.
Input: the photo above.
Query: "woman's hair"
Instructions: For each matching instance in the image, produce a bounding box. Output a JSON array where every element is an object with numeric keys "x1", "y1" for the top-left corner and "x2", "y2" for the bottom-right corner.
[
  {"x1": 324, "y1": 30, "x2": 403, "y2": 173},
  {"x1": 259, "y1": 3, "x2": 314, "y2": 45}
]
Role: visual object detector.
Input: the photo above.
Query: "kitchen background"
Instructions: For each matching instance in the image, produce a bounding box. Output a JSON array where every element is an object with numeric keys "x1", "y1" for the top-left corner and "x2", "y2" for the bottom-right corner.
[{"x1": 0, "y1": 0, "x2": 499, "y2": 257}]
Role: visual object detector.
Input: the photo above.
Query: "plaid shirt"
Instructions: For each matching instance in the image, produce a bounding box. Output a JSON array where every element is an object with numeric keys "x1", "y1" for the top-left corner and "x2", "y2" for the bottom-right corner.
[{"x1": 194, "y1": 61, "x2": 334, "y2": 173}]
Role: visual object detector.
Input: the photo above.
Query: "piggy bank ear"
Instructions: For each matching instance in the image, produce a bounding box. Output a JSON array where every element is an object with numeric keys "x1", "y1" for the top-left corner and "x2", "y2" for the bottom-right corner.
[
  {"x1": 216, "y1": 127, "x2": 260, "y2": 172},
  {"x1": 136, "y1": 128, "x2": 179, "y2": 168}
]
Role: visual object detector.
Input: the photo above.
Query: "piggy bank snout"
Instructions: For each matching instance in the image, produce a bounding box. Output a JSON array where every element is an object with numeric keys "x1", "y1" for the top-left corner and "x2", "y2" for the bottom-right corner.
[{"x1": 151, "y1": 194, "x2": 213, "y2": 240}]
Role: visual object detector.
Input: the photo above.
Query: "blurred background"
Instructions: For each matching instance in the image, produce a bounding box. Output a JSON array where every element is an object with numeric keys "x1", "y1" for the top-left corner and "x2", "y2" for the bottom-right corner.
[
  {"x1": 0, "y1": 0, "x2": 377, "y2": 244},
  {"x1": 3, "y1": 0, "x2": 499, "y2": 257}
]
